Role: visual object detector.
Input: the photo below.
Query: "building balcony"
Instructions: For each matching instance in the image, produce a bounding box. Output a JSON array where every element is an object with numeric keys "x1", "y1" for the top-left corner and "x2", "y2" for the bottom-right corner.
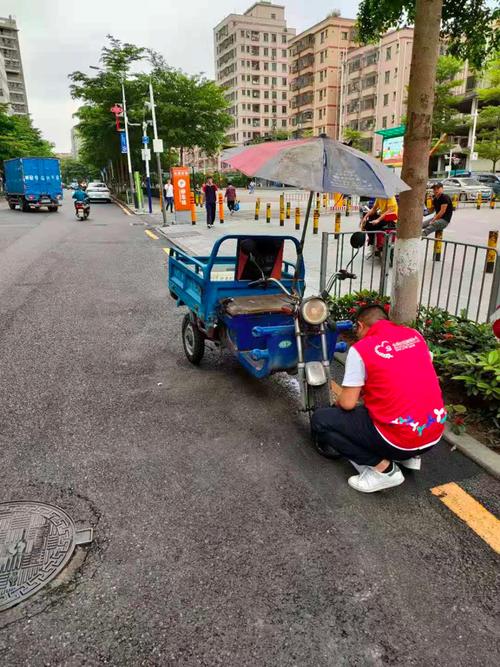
[
  {"x1": 290, "y1": 53, "x2": 314, "y2": 73},
  {"x1": 290, "y1": 74, "x2": 314, "y2": 91},
  {"x1": 291, "y1": 92, "x2": 314, "y2": 109}
]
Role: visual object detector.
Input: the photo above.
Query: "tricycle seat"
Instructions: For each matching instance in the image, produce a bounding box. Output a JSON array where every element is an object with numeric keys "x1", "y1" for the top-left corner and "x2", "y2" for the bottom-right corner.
[{"x1": 222, "y1": 293, "x2": 295, "y2": 316}]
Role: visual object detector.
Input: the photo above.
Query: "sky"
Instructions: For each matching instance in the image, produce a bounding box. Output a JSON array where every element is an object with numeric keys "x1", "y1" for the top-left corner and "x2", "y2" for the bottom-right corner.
[{"x1": 0, "y1": 0, "x2": 360, "y2": 152}]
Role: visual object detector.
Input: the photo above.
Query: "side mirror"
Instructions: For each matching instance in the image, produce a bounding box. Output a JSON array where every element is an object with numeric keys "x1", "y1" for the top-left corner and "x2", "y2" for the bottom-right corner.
[{"x1": 350, "y1": 231, "x2": 366, "y2": 249}]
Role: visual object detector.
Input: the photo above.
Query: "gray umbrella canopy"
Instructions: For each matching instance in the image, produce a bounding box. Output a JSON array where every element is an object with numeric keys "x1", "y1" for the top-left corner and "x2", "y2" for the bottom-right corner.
[{"x1": 221, "y1": 137, "x2": 410, "y2": 198}]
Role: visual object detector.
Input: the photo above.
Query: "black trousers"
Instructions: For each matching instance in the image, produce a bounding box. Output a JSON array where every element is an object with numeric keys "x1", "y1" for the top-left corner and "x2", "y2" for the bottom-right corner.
[
  {"x1": 206, "y1": 202, "x2": 216, "y2": 226},
  {"x1": 227, "y1": 199, "x2": 236, "y2": 211},
  {"x1": 364, "y1": 216, "x2": 395, "y2": 246},
  {"x1": 165, "y1": 196, "x2": 174, "y2": 212},
  {"x1": 311, "y1": 405, "x2": 435, "y2": 466}
]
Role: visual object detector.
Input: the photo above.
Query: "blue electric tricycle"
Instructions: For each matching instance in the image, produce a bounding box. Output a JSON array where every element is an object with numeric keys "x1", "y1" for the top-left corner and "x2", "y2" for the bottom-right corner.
[{"x1": 168, "y1": 233, "x2": 364, "y2": 413}]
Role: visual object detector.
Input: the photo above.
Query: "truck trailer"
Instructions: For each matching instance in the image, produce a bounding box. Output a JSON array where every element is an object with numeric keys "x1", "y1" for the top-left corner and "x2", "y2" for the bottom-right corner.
[{"x1": 4, "y1": 157, "x2": 63, "y2": 212}]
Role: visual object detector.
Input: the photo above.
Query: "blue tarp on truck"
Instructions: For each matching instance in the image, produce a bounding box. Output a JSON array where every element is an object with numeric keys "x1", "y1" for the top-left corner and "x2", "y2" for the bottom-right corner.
[{"x1": 4, "y1": 157, "x2": 63, "y2": 212}]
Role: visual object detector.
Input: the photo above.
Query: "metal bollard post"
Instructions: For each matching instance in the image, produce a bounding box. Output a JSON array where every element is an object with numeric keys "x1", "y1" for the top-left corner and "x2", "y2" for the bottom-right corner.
[
  {"x1": 279, "y1": 193, "x2": 285, "y2": 227},
  {"x1": 334, "y1": 211, "x2": 341, "y2": 240},
  {"x1": 486, "y1": 230, "x2": 498, "y2": 274},
  {"x1": 426, "y1": 195, "x2": 433, "y2": 211},
  {"x1": 255, "y1": 197, "x2": 260, "y2": 220},
  {"x1": 490, "y1": 194, "x2": 496, "y2": 210},
  {"x1": 266, "y1": 203, "x2": 271, "y2": 223},
  {"x1": 433, "y1": 229, "x2": 443, "y2": 262},
  {"x1": 190, "y1": 193, "x2": 196, "y2": 225},
  {"x1": 476, "y1": 192, "x2": 482, "y2": 210},
  {"x1": 218, "y1": 192, "x2": 224, "y2": 223},
  {"x1": 313, "y1": 208, "x2": 319, "y2": 234},
  {"x1": 452, "y1": 193, "x2": 458, "y2": 210},
  {"x1": 322, "y1": 193, "x2": 327, "y2": 209},
  {"x1": 345, "y1": 197, "x2": 350, "y2": 217},
  {"x1": 295, "y1": 206, "x2": 300, "y2": 230},
  {"x1": 316, "y1": 192, "x2": 321, "y2": 213},
  {"x1": 286, "y1": 201, "x2": 291, "y2": 219}
]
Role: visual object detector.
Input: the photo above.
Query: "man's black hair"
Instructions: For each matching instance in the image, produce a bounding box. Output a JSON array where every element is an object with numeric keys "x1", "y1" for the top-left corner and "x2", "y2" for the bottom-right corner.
[{"x1": 355, "y1": 303, "x2": 389, "y2": 325}]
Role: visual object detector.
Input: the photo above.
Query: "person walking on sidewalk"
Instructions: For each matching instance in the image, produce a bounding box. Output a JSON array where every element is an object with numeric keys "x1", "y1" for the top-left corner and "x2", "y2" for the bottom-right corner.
[
  {"x1": 225, "y1": 182, "x2": 237, "y2": 214},
  {"x1": 422, "y1": 182, "x2": 453, "y2": 237},
  {"x1": 164, "y1": 179, "x2": 174, "y2": 213},
  {"x1": 311, "y1": 304, "x2": 446, "y2": 493},
  {"x1": 203, "y1": 177, "x2": 218, "y2": 228}
]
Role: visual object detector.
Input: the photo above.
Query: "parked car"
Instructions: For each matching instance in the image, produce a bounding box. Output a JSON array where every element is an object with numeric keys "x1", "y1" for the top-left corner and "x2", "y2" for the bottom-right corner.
[
  {"x1": 86, "y1": 182, "x2": 111, "y2": 203},
  {"x1": 442, "y1": 177, "x2": 492, "y2": 202},
  {"x1": 471, "y1": 172, "x2": 500, "y2": 196}
]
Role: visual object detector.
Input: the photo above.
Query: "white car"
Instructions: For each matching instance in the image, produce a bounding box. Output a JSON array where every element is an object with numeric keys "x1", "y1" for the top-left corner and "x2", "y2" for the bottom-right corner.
[
  {"x1": 442, "y1": 177, "x2": 492, "y2": 202},
  {"x1": 86, "y1": 182, "x2": 111, "y2": 203}
]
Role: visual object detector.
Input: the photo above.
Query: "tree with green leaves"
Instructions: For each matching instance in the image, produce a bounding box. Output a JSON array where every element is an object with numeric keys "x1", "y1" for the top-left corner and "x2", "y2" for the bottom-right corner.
[
  {"x1": 357, "y1": 0, "x2": 499, "y2": 324},
  {"x1": 0, "y1": 104, "x2": 54, "y2": 163},
  {"x1": 475, "y1": 106, "x2": 500, "y2": 172},
  {"x1": 59, "y1": 156, "x2": 98, "y2": 184},
  {"x1": 432, "y1": 56, "x2": 464, "y2": 139},
  {"x1": 343, "y1": 128, "x2": 365, "y2": 151},
  {"x1": 69, "y1": 37, "x2": 232, "y2": 179}
]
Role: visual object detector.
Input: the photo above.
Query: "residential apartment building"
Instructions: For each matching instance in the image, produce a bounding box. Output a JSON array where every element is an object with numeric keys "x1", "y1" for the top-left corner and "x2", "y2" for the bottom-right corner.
[
  {"x1": 214, "y1": 2, "x2": 295, "y2": 145},
  {"x1": 0, "y1": 16, "x2": 28, "y2": 115},
  {"x1": 0, "y1": 50, "x2": 10, "y2": 111},
  {"x1": 288, "y1": 13, "x2": 357, "y2": 139},
  {"x1": 341, "y1": 28, "x2": 413, "y2": 155}
]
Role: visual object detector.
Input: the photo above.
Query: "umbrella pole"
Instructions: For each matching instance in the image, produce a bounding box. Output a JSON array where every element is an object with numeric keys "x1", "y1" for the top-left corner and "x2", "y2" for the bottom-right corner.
[{"x1": 293, "y1": 190, "x2": 314, "y2": 288}]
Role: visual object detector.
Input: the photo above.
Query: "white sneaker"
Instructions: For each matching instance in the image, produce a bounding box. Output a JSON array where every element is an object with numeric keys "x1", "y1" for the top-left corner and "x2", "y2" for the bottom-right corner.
[
  {"x1": 365, "y1": 248, "x2": 375, "y2": 259},
  {"x1": 349, "y1": 460, "x2": 369, "y2": 474},
  {"x1": 348, "y1": 464, "x2": 405, "y2": 493},
  {"x1": 397, "y1": 456, "x2": 422, "y2": 471}
]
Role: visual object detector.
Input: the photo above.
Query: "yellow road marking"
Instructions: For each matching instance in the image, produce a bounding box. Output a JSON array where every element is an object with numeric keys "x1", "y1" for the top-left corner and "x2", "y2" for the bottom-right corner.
[
  {"x1": 162, "y1": 247, "x2": 170, "y2": 255},
  {"x1": 145, "y1": 229, "x2": 159, "y2": 241},
  {"x1": 114, "y1": 199, "x2": 132, "y2": 216},
  {"x1": 431, "y1": 482, "x2": 500, "y2": 554}
]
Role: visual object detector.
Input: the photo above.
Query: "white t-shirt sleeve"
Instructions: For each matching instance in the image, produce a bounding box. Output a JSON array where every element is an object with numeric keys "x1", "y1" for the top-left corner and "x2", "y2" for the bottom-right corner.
[{"x1": 342, "y1": 347, "x2": 366, "y2": 387}]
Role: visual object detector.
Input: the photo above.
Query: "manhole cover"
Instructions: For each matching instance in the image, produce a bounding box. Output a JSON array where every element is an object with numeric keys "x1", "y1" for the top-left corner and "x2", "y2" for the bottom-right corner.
[{"x1": 0, "y1": 501, "x2": 93, "y2": 612}]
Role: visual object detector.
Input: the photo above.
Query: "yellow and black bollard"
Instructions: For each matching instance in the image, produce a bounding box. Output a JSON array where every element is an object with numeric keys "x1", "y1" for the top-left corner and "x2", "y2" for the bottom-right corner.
[
  {"x1": 316, "y1": 193, "x2": 321, "y2": 215},
  {"x1": 190, "y1": 193, "x2": 197, "y2": 225},
  {"x1": 266, "y1": 203, "x2": 271, "y2": 223},
  {"x1": 313, "y1": 208, "x2": 319, "y2": 234},
  {"x1": 218, "y1": 192, "x2": 224, "y2": 223},
  {"x1": 345, "y1": 197, "x2": 351, "y2": 217},
  {"x1": 433, "y1": 229, "x2": 443, "y2": 262},
  {"x1": 279, "y1": 193, "x2": 285, "y2": 227},
  {"x1": 486, "y1": 230, "x2": 498, "y2": 274},
  {"x1": 476, "y1": 192, "x2": 482, "y2": 210},
  {"x1": 295, "y1": 206, "x2": 300, "y2": 230},
  {"x1": 490, "y1": 194, "x2": 496, "y2": 210},
  {"x1": 254, "y1": 197, "x2": 261, "y2": 221},
  {"x1": 322, "y1": 193, "x2": 327, "y2": 209},
  {"x1": 286, "y1": 201, "x2": 291, "y2": 219},
  {"x1": 452, "y1": 193, "x2": 458, "y2": 210},
  {"x1": 334, "y1": 211, "x2": 341, "y2": 240},
  {"x1": 426, "y1": 194, "x2": 433, "y2": 211}
]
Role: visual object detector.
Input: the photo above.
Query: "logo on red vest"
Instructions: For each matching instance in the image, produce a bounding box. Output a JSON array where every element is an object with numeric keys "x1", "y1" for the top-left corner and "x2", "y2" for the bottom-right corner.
[
  {"x1": 374, "y1": 340, "x2": 394, "y2": 359},
  {"x1": 374, "y1": 335, "x2": 421, "y2": 360}
]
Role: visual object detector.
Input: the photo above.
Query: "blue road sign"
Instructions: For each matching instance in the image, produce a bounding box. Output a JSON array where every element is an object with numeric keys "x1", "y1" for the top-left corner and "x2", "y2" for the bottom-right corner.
[
  {"x1": 120, "y1": 132, "x2": 128, "y2": 154},
  {"x1": 142, "y1": 135, "x2": 150, "y2": 145}
]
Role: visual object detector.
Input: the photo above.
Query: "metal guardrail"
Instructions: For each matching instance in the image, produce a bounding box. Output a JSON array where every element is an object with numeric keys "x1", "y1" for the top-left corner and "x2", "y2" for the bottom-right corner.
[{"x1": 319, "y1": 231, "x2": 500, "y2": 323}]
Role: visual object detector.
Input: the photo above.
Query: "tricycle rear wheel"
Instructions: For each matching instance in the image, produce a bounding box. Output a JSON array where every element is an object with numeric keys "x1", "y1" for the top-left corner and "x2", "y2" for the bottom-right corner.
[{"x1": 182, "y1": 314, "x2": 205, "y2": 365}]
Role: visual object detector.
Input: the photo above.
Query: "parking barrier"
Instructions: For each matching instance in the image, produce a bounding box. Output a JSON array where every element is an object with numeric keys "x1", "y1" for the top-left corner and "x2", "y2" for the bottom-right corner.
[
  {"x1": 313, "y1": 208, "x2": 319, "y2": 234},
  {"x1": 190, "y1": 193, "x2": 196, "y2": 225},
  {"x1": 433, "y1": 229, "x2": 443, "y2": 262},
  {"x1": 254, "y1": 198, "x2": 260, "y2": 220},
  {"x1": 279, "y1": 193, "x2": 285, "y2": 227},
  {"x1": 490, "y1": 194, "x2": 496, "y2": 210},
  {"x1": 334, "y1": 212, "x2": 341, "y2": 240},
  {"x1": 295, "y1": 206, "x2": 300, "y2": 230},
  {"x1": 286, "y1": 201, "x2": 291, "y2": 219},
  {"x1": 345, "y1": 197, "x2": 351, "y2": 217},
  {"x1": 218, "y1": 192, "x2": 224, "y2": 223},
  {"x1": 486, "y1": 230, "x2": 498, "y2": 274},
  {"x1": 476, "y1": 192, "x2": 482, "y2": 210},
  {"x1": 452, "y1": 194, "x2": 458, "y2": 210},
  {"x1": 266, "y1": 203, "x2": 271, "y2": 223}
]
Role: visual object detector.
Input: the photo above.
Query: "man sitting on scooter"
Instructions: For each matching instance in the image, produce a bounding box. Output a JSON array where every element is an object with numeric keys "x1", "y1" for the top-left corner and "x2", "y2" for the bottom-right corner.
[
  {"x1": 72, "y1": 184, "x2": 89, "y2": 209},
  {"x1": 311, "y1": 304, "x2": 446, "y2": 493},
  {"x1": 361, "y1": 196, "x2": 398, "y2": 258}
]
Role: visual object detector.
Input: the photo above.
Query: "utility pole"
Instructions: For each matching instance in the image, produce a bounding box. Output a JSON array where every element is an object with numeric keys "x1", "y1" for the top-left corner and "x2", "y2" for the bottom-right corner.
[
  {"x1": 142, "y1": 121, "x2": 153, "y2": 213},
  {"x1": 121, "y1": 78, "x2": 137, "y2": 209},
  {"x1": 148, "y1": 80, "x2": 168, "y2": 226}
]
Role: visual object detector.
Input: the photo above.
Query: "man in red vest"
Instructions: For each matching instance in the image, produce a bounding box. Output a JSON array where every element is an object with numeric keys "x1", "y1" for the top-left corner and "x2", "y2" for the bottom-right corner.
[{"x1": 312, "y1": 305, "x2": 446, "y2": 493}]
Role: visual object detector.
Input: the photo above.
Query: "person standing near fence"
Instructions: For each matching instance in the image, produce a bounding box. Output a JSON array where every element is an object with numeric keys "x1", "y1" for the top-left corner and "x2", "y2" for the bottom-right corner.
[
  {"x1": 422, "y1": 182, "x2": 453, "y2": 237},
  {"x1": 202, "y1": 176, "x2": 218, "y2": 229},
  {"x1": 164, "y1": 179, "x2": 174, "y2": 214}
]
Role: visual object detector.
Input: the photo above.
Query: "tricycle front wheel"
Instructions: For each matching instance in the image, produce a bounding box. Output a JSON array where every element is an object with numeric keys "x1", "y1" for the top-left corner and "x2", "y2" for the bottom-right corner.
[
  {"x1": 306, "y1": 383, "x2": 331, "y2": 412},
  {"x1": 182, "y1": 314, "x2": 205, "y2": 365}
]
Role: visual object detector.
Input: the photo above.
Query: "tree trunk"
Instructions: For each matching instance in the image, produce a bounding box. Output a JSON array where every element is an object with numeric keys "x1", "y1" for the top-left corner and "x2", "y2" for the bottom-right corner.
[{"x1": 391, "y1": 0, "x2": 443, "y2": 324}]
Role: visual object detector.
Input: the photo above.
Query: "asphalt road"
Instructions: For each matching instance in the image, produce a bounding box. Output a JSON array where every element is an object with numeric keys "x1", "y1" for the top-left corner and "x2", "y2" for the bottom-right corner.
[{"x1": 0, "y1": 199, "x2": 498, "y2": 666}]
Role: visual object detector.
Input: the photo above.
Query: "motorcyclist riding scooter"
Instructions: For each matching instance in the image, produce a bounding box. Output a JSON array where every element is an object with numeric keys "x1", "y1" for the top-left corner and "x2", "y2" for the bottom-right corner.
[{"x1": 72, "y1": 184, "x2": 90, "y2": 220}]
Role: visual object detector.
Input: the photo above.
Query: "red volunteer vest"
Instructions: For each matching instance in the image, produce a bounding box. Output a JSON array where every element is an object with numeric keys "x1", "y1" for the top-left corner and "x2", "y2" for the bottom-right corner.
[{"x1": 354, "y1": 320, "x2": 446, "y2": 449}]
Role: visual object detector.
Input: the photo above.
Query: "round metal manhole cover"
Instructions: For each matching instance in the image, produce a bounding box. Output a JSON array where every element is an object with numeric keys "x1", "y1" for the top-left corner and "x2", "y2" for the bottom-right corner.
[{"x1": 0, "y1": 501, "x2": 93, "y2": 612}]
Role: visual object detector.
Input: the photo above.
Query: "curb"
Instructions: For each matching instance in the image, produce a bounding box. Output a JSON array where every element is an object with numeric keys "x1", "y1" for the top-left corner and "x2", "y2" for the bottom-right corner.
[
  {"x1": 442, "y1": 427, "x2": 500, "y2": 480},
  {"x1": 154, "y1": 225, "x2": 192, "y2": 254}
]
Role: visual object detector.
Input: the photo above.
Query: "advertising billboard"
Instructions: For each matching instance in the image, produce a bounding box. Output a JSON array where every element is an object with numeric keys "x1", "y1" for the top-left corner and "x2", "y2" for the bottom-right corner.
[
  {"x1": 170, "y1": 167, "x2": 191, "y2": 211},
  {"x1": 382, "y1": 136, "x2": 404, "y2": 166}
]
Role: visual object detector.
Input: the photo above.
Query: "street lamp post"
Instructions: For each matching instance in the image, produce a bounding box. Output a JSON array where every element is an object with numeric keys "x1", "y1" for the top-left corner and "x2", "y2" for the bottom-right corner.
[
  {"x1": 148, "y1": 80, "x2": 168, "y2": 226},
  {"x1": 142, "y1": 120, "x2": 153, "y2": 213}
]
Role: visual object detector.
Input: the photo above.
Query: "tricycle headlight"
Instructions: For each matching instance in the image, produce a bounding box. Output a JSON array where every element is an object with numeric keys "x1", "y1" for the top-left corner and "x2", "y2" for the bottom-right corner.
[{"x1": 300, "y1": 297, "x2": 329, "y2": 325}]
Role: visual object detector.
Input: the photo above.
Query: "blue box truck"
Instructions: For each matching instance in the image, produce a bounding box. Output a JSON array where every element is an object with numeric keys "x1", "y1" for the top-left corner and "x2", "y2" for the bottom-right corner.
[{"x1": 4, "y1": 157, "x2": 63, "y2": 212}]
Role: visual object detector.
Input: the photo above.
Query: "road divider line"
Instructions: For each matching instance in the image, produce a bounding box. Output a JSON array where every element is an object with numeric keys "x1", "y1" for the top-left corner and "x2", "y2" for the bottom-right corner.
[
  {"x1": 162, "y1": 247, "x2": 171, "y2": 255},
  {"x1": 431, "y1": 482, "x2": 500, "y2": 554},
  {"x1": 145, "y1": 230, "x2": 159, "y2": 241},
  {"x1": 114, "y1": 199, "x2": 132, "y2": 216}
]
